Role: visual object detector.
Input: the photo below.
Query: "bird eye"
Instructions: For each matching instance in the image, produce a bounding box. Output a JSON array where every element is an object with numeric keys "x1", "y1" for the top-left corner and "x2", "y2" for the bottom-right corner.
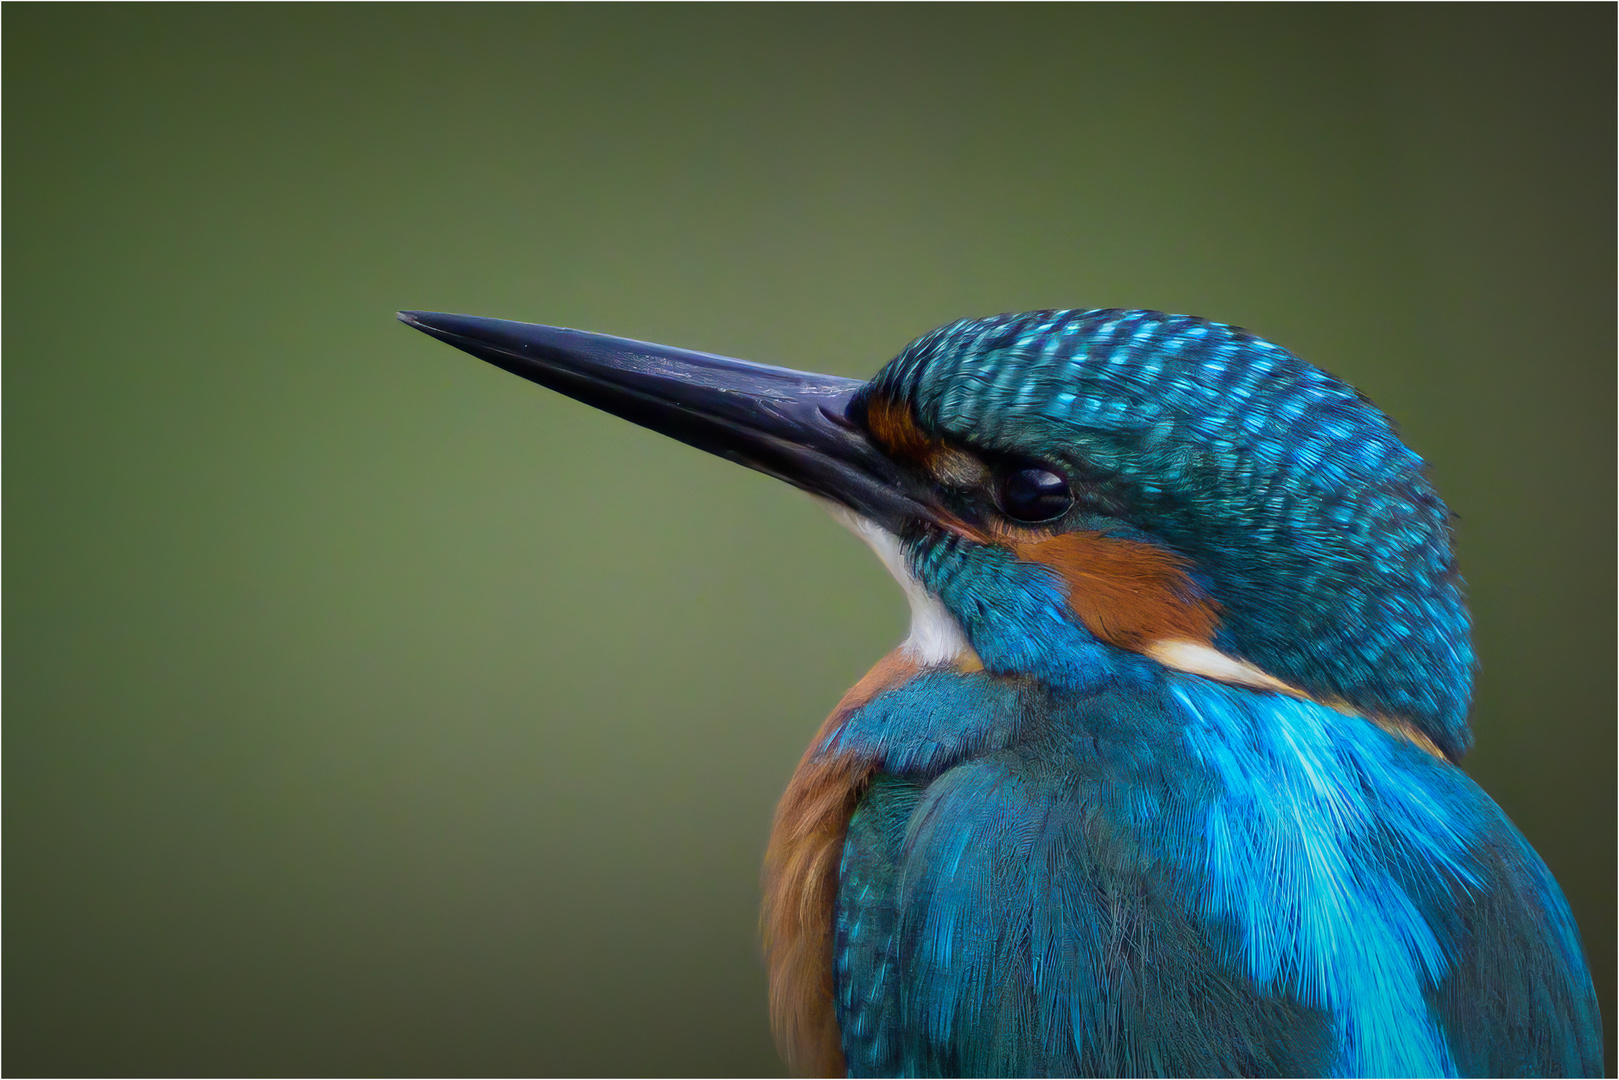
[{"x1": 995, "y1": 463, "x2": 1072, "y2": 523}]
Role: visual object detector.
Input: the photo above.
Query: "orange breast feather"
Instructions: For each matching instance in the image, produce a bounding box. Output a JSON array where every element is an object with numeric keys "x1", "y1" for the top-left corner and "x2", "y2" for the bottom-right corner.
[{"x1": 760, "y1": 649, "x2": 922, "y2": 1077}]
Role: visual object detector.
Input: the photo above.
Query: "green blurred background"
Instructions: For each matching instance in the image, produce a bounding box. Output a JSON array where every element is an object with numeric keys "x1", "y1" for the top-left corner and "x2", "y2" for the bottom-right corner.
[{"x1": 6, "y1": 5, "x2": 1612, "y2": 1076}]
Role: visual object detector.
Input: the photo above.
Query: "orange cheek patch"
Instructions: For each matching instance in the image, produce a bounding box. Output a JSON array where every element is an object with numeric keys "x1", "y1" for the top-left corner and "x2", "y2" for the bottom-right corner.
[
  {"x1": 864, "y1": 394, "x2": 939, "y2": 465},
  {"x1": 1005, "y1": 530, "x2": 1221, "y2": 652},
  {"x1": 863, "y1": 394, "x2": 1217, "y2": 656}
]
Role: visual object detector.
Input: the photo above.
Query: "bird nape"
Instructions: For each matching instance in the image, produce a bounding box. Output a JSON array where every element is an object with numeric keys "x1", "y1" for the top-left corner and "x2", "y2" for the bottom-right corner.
[{"x1": 399, "y1": 308, "x2": 1601, "y2": 1078}]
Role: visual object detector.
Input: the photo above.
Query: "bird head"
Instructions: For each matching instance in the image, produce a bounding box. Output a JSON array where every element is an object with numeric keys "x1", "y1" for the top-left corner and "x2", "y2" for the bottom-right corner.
[{"x1": 400, "y1": 308, "x2": 1474, "y2": 760}]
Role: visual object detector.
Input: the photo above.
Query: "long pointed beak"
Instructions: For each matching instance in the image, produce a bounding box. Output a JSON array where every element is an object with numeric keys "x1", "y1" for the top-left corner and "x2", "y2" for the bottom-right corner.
[{"x1": 398, "y1": 311, "x2": 937, "y2": 528}]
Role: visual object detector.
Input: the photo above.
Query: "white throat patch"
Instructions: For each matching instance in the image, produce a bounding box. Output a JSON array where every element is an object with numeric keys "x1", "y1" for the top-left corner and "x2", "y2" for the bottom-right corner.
[
  {"x1": 819, "y1": 503, "x2": 974, "y2": 667},
  {"x1": 815, "y1": 503, "x2": 1382, "y2": 734}
]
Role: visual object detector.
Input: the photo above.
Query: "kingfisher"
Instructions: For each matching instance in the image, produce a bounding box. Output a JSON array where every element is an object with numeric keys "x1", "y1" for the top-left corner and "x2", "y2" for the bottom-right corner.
[{"x1": 399, "y1": 308, "x2": 1601, "y2": 1078}]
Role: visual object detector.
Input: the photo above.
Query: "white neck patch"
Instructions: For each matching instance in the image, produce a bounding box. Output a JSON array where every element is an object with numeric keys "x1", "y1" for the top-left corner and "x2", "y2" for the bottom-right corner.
[
  {"x1": 1142, "y1": 638, "x2": 1300, "y2": 696},
  {"x1": 816, "y1": 503, "x2": 1349, "y2": 714},
  {"x1": 819, "y1": 503, "x2": 975, "y2": 667}
]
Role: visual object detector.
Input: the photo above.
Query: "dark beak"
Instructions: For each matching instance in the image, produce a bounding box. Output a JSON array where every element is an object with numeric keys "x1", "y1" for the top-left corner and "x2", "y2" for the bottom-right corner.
[{"x1": 397, "y1": 311, "x2": 936, "y2": 529}]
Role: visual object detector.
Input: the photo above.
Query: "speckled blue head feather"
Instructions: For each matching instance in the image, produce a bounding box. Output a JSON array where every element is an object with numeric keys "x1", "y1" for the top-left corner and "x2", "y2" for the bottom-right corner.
[
  {"x1": 866, "y1": 309, "x2": 1474, "y2": 759},
  {"x1": 401, "y1": 307, "x2": 1596, "y2": 1078}
]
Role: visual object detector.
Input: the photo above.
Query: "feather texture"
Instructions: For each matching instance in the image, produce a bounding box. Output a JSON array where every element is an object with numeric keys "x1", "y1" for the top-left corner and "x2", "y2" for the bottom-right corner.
[
  {"x1": 825, "y1": 668, "x2": 1598, "y2": 1077},
  {"x1": 815, "y1": 309, "x2": 1597, "y2": 1076}
]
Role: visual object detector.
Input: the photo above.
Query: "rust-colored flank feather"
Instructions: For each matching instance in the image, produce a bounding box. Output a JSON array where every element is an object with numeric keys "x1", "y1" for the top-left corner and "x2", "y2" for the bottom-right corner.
[
  {"x1": 761, "y1": 649, "x2": 923, "y2": 1078},
  {"x1": 761, "y1": 399, "x2": 1443, "y2": 1076}
]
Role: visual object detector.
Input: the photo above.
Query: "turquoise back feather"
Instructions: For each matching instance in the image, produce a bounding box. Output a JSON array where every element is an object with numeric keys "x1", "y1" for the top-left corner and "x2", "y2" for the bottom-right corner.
[
  {"x1": 823, "y1": 311, "x2": 1597, "y2": 1076},
  {"x1": 830, "y1": 669, "x2": 1598, "y2": 1076}
]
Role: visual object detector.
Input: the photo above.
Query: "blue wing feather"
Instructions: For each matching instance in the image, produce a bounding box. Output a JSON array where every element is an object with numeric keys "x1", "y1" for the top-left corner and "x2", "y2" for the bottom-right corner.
[
  {"x1": 836, "y1": 774, "x2": 920, "y2": 1077},
  {"x1": 828, "y1": 671, "x2": 1601, "y2": 1077},
  {"x1": 1423, "y1": 795, "x2": 1602, "y2": 1076}
]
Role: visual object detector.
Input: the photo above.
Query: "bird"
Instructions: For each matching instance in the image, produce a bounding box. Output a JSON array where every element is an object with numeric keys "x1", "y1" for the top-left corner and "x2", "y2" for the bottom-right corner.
[{"x1": 398, "y1": 307, "x2": 1601, "y2": 1078}]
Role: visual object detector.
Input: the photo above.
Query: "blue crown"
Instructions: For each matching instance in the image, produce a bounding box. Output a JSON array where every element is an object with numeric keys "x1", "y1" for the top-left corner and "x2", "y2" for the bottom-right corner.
[{"x1": 869, "y1": 309, "x2": 1474, "y2": 757}]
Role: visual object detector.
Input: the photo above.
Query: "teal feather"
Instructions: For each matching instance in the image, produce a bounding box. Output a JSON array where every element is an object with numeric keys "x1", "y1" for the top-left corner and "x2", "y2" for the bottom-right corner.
[
  {"x1": 399, "y1": 305, "x2": 1600, "y2": 1077},
  {"x1": 829, "y1": 669, "x2": 1597, "y2": 1076},
  {"x1": 824, "y1": 311, "x2": 1598, "y2": 1076}
]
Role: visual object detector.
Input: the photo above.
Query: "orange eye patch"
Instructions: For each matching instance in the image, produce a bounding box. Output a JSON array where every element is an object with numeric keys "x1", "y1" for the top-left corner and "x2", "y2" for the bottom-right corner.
[{"x1": 1003, "y1": 528, "x2": 1221, "y2": 653}]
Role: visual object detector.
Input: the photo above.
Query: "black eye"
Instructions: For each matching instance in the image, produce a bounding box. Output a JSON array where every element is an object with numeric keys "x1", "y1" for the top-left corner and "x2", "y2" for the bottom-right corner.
[{"x1": 995, "y1": 463, "x2": 1072, "y2": 522}]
